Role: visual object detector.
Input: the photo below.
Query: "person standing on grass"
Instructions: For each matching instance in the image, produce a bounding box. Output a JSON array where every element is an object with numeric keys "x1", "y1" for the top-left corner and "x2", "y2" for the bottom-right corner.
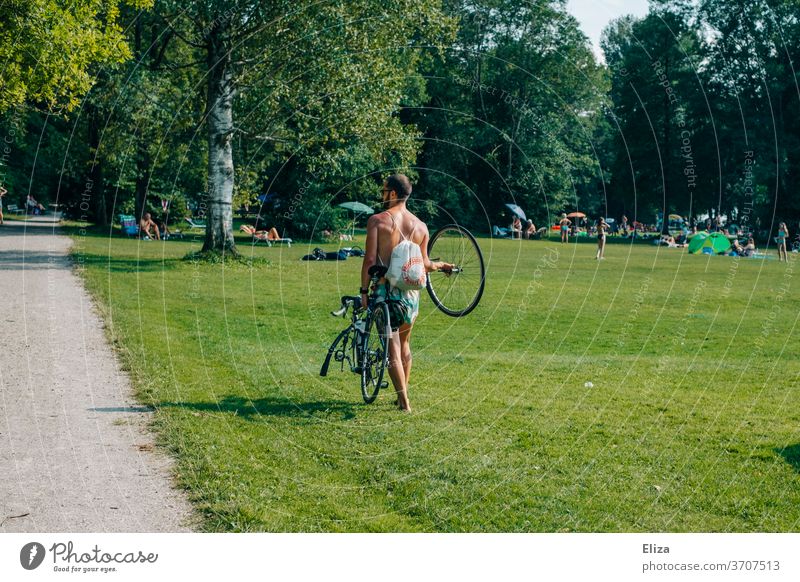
[
  {"x1": 559, "y1": 214, "x2": 571, "y2": 243},
  {"x1": 360, "y1": 174, "x2": 452, "y2": 412},
  {"x1": 777, "y1": 222, "x2": 789, "y2": 262},
  {"x1": 595, "y1": 216, "x2": 609, "y2": 260},
  {"x1": 0, "y1": 185, "x2": 6, "y2": 225}
]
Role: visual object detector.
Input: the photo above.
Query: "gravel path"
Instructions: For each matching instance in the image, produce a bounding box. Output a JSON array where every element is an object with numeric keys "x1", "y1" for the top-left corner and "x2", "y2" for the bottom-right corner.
[{"x1": 0, "y1": 216, "x2": 193, "y2": 532}]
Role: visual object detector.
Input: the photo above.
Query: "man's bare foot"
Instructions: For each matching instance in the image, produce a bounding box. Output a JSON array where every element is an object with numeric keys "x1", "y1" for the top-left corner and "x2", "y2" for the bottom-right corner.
[{"x1": 395, "y1": 392, "x2": 410, "y2": 411}]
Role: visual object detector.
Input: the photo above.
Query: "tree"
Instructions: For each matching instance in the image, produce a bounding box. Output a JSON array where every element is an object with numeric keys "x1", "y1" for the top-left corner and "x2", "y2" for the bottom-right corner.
[
  {"x1": 0, "y1": 0, "x2": 152, "y2": 113},
  {"x1": 698, "y1": 0, "x2": 800, "y2": 233},
  {"x1": 601, "y1": 2, "x2": 703, "y2": 226},
  {"x1": 412, "y1": 0, "x2": 606, "y2": 230},
  {"x1": 155, "y1": 0, "x2": 453, "y2": 255}
]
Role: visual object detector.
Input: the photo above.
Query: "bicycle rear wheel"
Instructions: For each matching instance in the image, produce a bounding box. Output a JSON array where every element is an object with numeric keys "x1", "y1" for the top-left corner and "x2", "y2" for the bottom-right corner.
[
  {"x1": 361, "y1": 302, "x2": 390, "y2": 404},
  {"x1": 426, "y1": 224, "x2": 486, "y2": 317}
]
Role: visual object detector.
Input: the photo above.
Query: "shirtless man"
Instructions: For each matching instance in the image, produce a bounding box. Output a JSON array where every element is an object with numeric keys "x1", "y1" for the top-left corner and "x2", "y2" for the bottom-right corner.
[
  {"x1": 361, "y1": 174, "x2": 451, "y2": 412},
  {"x1": 139, "y1": 212, "x2": 161, "y2": 240}
]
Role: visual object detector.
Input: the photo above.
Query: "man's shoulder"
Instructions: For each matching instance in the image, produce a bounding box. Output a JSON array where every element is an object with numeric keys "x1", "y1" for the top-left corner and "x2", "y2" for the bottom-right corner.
[{"x1": 367, "y1": 212, "x2": 390, "y2": 229}]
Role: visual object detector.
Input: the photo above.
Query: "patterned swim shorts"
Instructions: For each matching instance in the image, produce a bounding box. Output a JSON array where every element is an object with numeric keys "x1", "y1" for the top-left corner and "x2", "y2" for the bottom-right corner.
[{"x1": 376, "y1": 283, "x2": 420, "y2": 330}]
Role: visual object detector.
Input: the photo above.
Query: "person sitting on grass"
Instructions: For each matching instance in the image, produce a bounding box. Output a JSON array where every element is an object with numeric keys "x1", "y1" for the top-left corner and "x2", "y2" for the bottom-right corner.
[
  {"x1": 26, "y1": 194, "x2": 46, "y2": 214},
  {"x1": 240, "y1": 223, "x2": 281, "y2": 241},
  {"x1": 730, "y1": 239, "x2": 745, "y2": 255},
  {"x1": 524, "y1": 220, "x2": 536, "y2": 239},
  {"x1": 511, "y1": 216, "x2": 523, "y2": 239},
  {"x1": 743, "y1": 236, "x2": 756, "y2": 257},
  {"x1": 139, "y1": 212, "x2": 161, "y2": 240},
  {"x1": 160, "y1": 220, "x2": 177, "y2": 240}
]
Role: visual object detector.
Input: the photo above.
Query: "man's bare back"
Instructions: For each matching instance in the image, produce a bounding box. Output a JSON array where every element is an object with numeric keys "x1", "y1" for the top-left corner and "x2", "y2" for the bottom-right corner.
[{"x1": 371, "y1": 208, "x2": 428, "y2": 267}]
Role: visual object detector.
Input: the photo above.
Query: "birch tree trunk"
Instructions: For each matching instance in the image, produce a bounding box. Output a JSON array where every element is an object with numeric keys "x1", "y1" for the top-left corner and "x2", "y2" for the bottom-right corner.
[{"x1": 202, "y1": 25, "x2": 238, "y2": 255}]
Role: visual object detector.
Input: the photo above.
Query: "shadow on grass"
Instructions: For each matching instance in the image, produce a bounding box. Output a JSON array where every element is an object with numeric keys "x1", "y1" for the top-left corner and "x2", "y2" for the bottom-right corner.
[
  {"x1": 75, "y1": 252, "x2": 181, "y2": 273},
  {"x1": 776, "y1": 444, "x2": 800, "y2": 473},
  {"x1": 158, "y1": 395, "x2": 359, "y2": 421}
]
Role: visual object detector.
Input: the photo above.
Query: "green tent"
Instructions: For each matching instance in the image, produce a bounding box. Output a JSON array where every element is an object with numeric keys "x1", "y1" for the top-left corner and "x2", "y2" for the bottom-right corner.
[
  {"x1": 687, "y1": 232, "x2": 708, "y2": 253},
  {"x1": 688, "y1": 232, "x2": 730, "y2": 254}
]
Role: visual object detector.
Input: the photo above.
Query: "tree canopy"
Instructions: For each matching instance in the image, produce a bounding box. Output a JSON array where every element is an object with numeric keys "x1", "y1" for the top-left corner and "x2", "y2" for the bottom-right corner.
[
  {"x1": 0, "y1": 0, "x2": 152, "y2": 113},
  {"x1": 2, "y1": 0, "x2": 798, "y2": 244}
]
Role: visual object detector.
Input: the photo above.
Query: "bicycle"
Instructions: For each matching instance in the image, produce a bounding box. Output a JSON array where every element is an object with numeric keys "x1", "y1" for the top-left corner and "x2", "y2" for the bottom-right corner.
[
  {"x1": 319, "y1": 264, "x2": 391, "y2": 404},
  {"x1": 319, "y1": 224, "x2": 485, "y2": 403}
]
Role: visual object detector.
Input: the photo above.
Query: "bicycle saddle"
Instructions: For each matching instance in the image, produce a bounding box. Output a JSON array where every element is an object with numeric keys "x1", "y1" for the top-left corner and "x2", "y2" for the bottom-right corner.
[{"x1": 368, "y1": 265, "x2": 388, "y2": 278}]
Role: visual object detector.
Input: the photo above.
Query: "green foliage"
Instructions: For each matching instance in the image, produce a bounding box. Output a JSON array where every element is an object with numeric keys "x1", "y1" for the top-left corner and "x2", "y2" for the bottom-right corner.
[
  {"x1": 601, "y1": 3, "x2": 703, "y2": 222},
  {"x1": 601, "y1": 0, "x2": 800, "y2": 232},
  {"x1": 412, "y1": 0, "x2": 608, "y2": 231},
  {"x1": 0, "y1": 0, "x2": 153, "y2": 113},
  {"x1": 5, "y1": 0, "x2": 800, "y2": 242}
]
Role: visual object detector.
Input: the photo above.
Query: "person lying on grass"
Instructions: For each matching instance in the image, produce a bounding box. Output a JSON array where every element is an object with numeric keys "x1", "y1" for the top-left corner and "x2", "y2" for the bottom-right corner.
[
  {"x1": 240, "y1": 224, "x2": 281, "y2": 241},
  {"x1": 361, "y1": 174, "x2": 453, "y2": 412}
]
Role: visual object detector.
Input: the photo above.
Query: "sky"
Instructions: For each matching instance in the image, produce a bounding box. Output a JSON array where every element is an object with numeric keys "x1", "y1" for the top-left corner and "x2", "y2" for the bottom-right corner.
[{"x1": 566, "y1": 0, "x2": 650, "y2": 61}]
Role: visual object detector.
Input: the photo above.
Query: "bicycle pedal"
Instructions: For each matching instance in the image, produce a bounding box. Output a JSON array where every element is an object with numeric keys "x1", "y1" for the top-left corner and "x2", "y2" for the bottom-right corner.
[{"x1": 379, "y1": 381, "x2": 389, "y2": 389}]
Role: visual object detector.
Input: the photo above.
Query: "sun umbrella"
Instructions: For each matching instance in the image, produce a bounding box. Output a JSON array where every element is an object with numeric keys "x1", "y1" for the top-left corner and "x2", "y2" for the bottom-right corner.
[
  {"x1": 504, "y1": 203, "x2": 526, "y2": 221},
  {"x1": 688, "y1": 232, "x2": 730, "y2": 254},
  {"x1": 337, "y1": 201, "x2": 375, "y2": 239},
  {"x1": 566, "y1": 211, "x2": 586, "y2": 218},
  {"x1": 668, "y1": 214, "x2": 683, "y2": 221},
  {"x1": 337, "y1": 201, "x2": 374, "y2": 215}
]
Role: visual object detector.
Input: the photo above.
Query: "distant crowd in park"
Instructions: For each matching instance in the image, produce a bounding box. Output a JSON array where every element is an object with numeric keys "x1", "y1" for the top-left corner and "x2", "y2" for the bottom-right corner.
[{"x1": 494, "y1": 211, "x2": 795, "y2": 262}]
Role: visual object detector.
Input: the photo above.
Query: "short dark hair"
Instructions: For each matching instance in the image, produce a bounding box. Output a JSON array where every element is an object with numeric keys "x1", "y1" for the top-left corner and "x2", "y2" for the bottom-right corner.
[{"x1": 385, "y1": 173, "x2": 412, "y2": 199}]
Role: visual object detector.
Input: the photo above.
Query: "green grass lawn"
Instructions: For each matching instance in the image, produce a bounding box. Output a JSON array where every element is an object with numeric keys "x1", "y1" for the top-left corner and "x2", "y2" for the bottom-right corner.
[{"x1": 70, "y1": 228, "x2": 800, "y2": 532}]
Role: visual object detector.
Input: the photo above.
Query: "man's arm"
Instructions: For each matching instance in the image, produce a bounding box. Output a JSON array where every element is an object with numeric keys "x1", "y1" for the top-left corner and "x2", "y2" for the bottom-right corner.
[{"x1": 420, "y1": 228, "x2": 452, "y2": 273}]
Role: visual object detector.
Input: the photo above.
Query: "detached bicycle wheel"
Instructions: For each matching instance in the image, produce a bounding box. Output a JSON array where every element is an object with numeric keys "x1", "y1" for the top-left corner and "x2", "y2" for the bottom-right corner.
[
  {"x1": 361, "y1": 302, "x2": 390, "y2": 404},
  {"x1": 426, "y1": 224, "x2": 485, "y2": 317}
]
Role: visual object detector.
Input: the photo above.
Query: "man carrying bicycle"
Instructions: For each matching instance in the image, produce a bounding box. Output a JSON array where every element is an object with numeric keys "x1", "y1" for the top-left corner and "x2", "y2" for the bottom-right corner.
[{"x1": 360, "y1": 174, "x2": 451, "y2": 412}]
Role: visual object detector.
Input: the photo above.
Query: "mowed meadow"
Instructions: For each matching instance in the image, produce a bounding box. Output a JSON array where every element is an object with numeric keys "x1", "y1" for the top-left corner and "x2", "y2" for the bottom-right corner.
[{"x1": 72, "y1": 229, "x2": 800, "y2": 532}]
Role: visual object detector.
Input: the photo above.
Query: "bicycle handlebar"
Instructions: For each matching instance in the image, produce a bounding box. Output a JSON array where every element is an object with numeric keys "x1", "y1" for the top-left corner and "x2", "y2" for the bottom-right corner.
[{"x1": 331, "y1": 295, "x2": 362, "y2": 317}]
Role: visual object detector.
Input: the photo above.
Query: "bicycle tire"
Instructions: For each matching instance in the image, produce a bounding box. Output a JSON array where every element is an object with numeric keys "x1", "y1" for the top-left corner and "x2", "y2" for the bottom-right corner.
[
  {"x1": 361, "y1": 302, "x2": 390, "y2": 404},
  {"x1": 320, "y1": 327, "x2": 350, "y2": 377},
  {"x1": 426, "y1": 224, "x2": 486, "y2": 317}
]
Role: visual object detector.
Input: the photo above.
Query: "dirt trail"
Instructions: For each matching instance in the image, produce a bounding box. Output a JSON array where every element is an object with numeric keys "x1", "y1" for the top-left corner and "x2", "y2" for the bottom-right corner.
[{"x1": 0, "y1": 216, "x2": 193, "y2": 532}]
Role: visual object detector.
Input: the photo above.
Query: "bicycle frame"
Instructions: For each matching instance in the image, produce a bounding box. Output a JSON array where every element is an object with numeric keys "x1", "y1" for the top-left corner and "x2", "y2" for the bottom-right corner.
[{"x1": 320, "y1": 265, "x2": 387, "y2": 378}]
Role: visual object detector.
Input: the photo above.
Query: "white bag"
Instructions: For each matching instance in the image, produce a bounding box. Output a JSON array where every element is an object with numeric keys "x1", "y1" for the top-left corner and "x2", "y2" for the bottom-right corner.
[{"x1": 387, "y1": 239, "x2": 427, "y2": 290}]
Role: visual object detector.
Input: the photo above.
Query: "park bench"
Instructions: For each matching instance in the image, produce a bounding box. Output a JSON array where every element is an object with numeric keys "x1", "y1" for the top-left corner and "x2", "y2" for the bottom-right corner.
[{"x1": 6, "y1": 204, "x2": 22, "y2": 214}]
